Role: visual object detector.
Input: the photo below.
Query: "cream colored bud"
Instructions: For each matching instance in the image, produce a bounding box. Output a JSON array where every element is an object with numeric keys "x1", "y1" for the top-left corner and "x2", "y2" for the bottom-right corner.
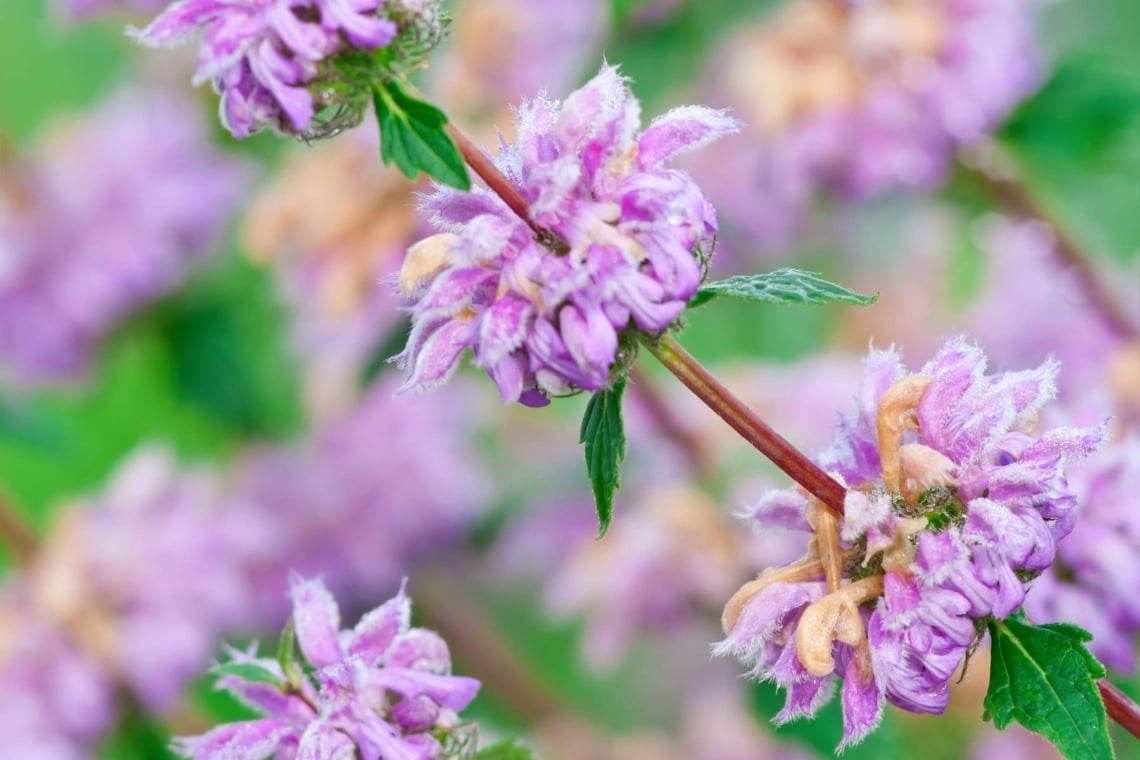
[
  {"x1": 876, "y1": 374, "x2": 932, "y2": 494},
  {"x1": 399, "y1": 233, "x2": 459, "y2": 296},
  {"x1": 794, "y1": 576, "x2": 884, "y2": 677},
  {"x1": 897, "y1": 443, "x2": 958, "y2": 505}
]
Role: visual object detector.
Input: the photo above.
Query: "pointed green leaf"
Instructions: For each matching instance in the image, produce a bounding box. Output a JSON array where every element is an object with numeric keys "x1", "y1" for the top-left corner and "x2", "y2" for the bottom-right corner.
[
  {"x1": 276, "y1": 618, "x2": 303, "y2": 687},
  {"x1": 373, "y1": 80, "x2": 470, "y2": 190},
  {"x1": 690, "y1": 269, "x2": 878, "y2": 308},
  {"x1": 985, "y1": 611, "x2": 1113, "y2": 760},
  {"x1": 579, "y1": 377, "x2": 627, "y2": 538},
  {"x1": 211, "y1": 661, "x2": 283, "y2": 686},
  {"x1": 473, "y1": 739, "x2": 536, "y2": 760}
]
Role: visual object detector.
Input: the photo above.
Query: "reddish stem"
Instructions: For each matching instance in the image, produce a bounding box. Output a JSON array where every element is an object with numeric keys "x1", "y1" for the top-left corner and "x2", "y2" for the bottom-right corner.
[
  {"x1": 445, "y1": 124, "x2": 539, "y2": 236},
  {"x1": 1100, "y1": 680, "x2": 1140, "y2": 741},
  {"x1": 645, "y1": 334, "x2": 846, "y2": 517}
]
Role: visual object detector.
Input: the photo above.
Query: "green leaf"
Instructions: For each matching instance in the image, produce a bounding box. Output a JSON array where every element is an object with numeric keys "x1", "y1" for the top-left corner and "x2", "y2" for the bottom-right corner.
[
  {"x1": 211, "y1": 661, "x2": 283, "y2": 686},
  {"x1": 373, "y1": 80, "x2": 470, "y2": 189},
  {"x1": 985, "y1": 610, "x2": 1113, "y2": 760},
  {"x1": 1000, "y1": 54, "x2": 1140, "y2": 164},
  {"x1": 276, "y1": 618, "x2": 303, "y2": 686},
  {"x1": 159, "y1": 299, "x2": 270, "y2": 435},
  {"x1": 473, "y1": 739, "x2": 536, "y2": 760},
  {"x1": 690, "y1": 269, "x2": 878, "y2": 309},
  {"x1": 578, "y1": 377, "x2": 628, "y2": 538}
]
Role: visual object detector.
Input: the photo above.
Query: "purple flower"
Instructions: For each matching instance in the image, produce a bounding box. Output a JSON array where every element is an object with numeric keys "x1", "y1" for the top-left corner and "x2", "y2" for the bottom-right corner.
[
  {"x1": 0, "y1": 88, "x2": 250, "y2": 386},
  {"x1": 691, "y1": 0, "x2": 1042, "y2": 250},
  {"x1": 130, "y1": 0, "x2": 433, "y2": 138},
  {"x1": 718, "y1": 337, "x2": 1103, "y2": 749},
  {"x1": 397, "y1": 64, "x2": 738, "y2": 404},
  {"x1": 174, "y1": 576, "x2": 480, "y2": 760}
]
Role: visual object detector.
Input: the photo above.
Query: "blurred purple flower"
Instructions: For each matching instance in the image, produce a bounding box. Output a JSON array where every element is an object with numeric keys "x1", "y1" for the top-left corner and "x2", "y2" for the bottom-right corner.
[
  {"x1": 232, "y1": 375, "x2": 489, "y2": 623},
  {"x1": 691, "y1": 0, "x2": 1042, "y2": 250},
  {"x1": 1026, "y1": 433, "x2": 1140, "y2": 672},
  {"x1": 717, "y1": 337, "x2": 1103, "y2": 749},
  {"x1": 0, "y1": 88, "x2": 250, "y2": 386},
  {"x1": 0, "y1": 445, "x2": 254, "y2": 753},
  {"x1": 398, "y1": 64, "x2": 737, "y2": 404},
  {"x1": 0, "y1": 593, "x2": 117, "y2": 759},
  {"x1": 130, "y1": 0, "x2": 435, "y2": 138},
  {"x1": 175, "y1": 575, "x2": 480, "y2": 760}
]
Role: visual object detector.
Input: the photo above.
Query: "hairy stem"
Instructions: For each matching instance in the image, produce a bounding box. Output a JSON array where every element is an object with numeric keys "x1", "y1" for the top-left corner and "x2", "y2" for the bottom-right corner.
[
  {"x1": 644, "y1": 334, "x2": 846, "y2": 517},
  {"x1": 1100, "y1": 680, "x2": 1140, "y2": 741},
  {"x1": 964, "y1": 159, "x2": 1138, "y2": 340},
  {"x1": 0, "y1": 491, "x2": 38, "y2": 568}
]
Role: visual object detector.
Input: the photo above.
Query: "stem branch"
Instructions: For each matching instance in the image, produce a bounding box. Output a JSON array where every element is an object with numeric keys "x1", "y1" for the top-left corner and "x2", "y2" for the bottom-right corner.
[
  {"x1": 644, "y1": 334, "x2": 846, "y2": 517},
  {"x1": 963, "y1": 159, "x2": 1138, "y2": 340},
  {"x1": 1100, "y1": 680, "x2": 1140, "y2": 741}
]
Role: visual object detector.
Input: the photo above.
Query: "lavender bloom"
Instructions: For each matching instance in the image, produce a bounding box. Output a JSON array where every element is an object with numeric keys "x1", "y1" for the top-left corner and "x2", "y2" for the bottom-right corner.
[
  {"x1": 130, "y1": 0, "x2": 439, "y2": 138},
  {"x1": 716, "y1": 337, "x2": 1103, "y2": 749},
  {"x1": 175, "y1": 576, "x2": 480, "y2": 760},
  {"x1": 1025, "y1": 433, "x2": 1140, "y2": 672},
  {"x1": 0, "y1": 88, "x2": 249, "y2": 386},
  {"x1": 232, "y1": 375, "x2": 488, "y2": 623},
  {"x1": 0, "y1": 592, "x2": 117, "y2": 758},
  {"x1": 398, "y1": 64, "x2": 738, "y2": 405},
  {"x1": 692, "y1": 0, "x2": 1041, "y2": 250}
]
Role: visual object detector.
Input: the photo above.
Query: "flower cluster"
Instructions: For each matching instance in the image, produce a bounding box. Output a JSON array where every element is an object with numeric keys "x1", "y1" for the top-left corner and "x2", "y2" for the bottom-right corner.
[
  {"x1": 175, "y1": 576, "x2": 480, "y2": 760},
  {"x1": 0, "y1": 88, "x2": 249, "y2": 385},
  {"x1": 398, "y1": 64, "x2": 738, "y2": 405},
  {"x1": 695, "y1": 0, "x2": 1041, "y2": 249},
  {"x1": 131, "y1": 0, "x2": 444, "y2": 138},
  {"x1": 715, "y1": 337, "x2": 1104, "y2": 748}
]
